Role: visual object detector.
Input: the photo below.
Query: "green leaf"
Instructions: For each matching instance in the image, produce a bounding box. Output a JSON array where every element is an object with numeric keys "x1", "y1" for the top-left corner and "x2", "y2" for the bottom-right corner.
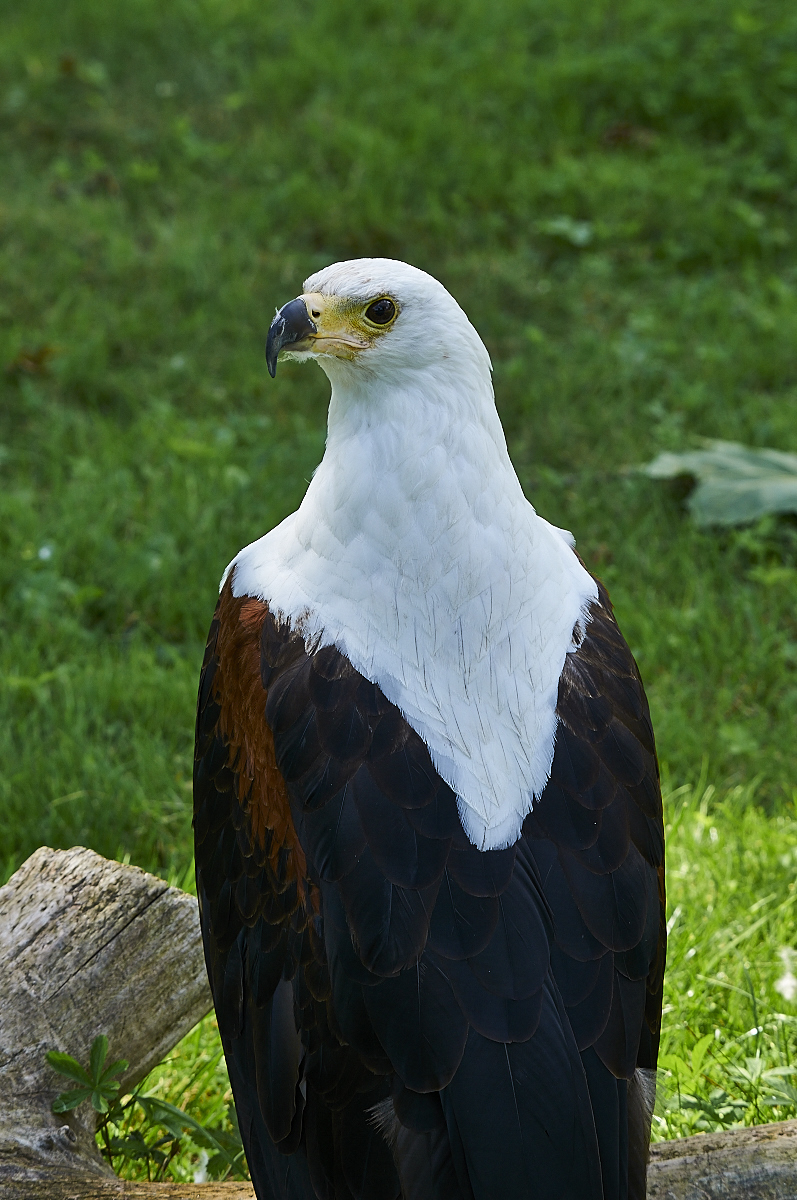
[
  {"x1": 202, "y1": 1124, "x2": 244, "y2": 1156},
  {"x1": 641, "y1": 440, "x2": 797, "y2": 527},
  {"x1": 659, "y1": 1052, "x2": 692, "y2": 1079},
  {"x1": 135, "y1": 1095, "x2": 185, "y2": 1140},
  {"x1": 46, "y1": 1050, "x2": 92, "y2": 1087},
  {"x1": 691, "y1": 1032, "x2": 715, "y2": 1077},
  {"x1": 52, "y1": 1086, "x2": 92, "y2": 1112},
  {"x1": 207, "y1": 1152, "x2": 230, "y2": 1179},
  {"x1": 89, "y1": 1035, "x2": 108, "y2": 1083},
  {"x1": 745, "y1": 1056, "x2": 766, "y2": 1081},
  {"x1": 110, "y1": 1130, "x2": 150, "y2": 1160},
  {"x1": 91, "y1": 1089, "x2": 110, "y2": 1113},
  {"x1": 99, "y1": 1057, "x2": 129, "y2": 1085},
  {"x1": 134, "y1": 1096, "x2": 237, "y2": 1165},
  {"x1": 764, "y1": 1081, "x2": 797, "y2": 1106}
]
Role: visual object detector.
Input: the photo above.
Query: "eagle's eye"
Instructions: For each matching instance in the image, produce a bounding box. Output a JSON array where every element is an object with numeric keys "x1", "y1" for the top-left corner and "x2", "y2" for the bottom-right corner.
[{"x1": 364, "y1": 297, "x2": 397, "y2": 326}]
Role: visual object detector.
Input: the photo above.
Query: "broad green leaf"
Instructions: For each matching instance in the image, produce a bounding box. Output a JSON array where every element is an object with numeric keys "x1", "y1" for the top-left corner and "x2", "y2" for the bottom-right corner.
[
  {"x1": 207, "y1": 1152, "x2": 231, "y2": 1180},
  {"x1": 744, "y1": 1056, "x2": 766, "y2": 1081},
  {"x1": 691, "y1": 1033, "x2": 714, "y2": 1077},
  {"x1": 658, "y1": 1053, "x2": 692, "y2": 1078},
  {"x1": 641, "y1": 440, "x2": 797, "y2": 526},
  {"x1": 764, "y1": 1081, "x2": 797, "y2": 1106},
  {"x1": 52, "y1": 1086, "x2": 92, "y2": 1112},
  {"x1": 89, "y1": 1035, "x2": 108, "y2": 1083},
  {"x1": 46, "y1": 1051, "x2": 92, "y2": 1087},
  {"x1": 99, "y1": 1057, "x2": 129, "y2": 1085}
]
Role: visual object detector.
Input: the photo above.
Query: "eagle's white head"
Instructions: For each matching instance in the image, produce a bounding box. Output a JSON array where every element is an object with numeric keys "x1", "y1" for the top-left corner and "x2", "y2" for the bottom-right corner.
[
  {"x1": 266, "y1": 258, "x2": 507, "y2": 466},
  {"x1": 267, "y1": 257, "x2": 492, "y2": 393},
  {"x1": 235, "y1": 258, "x2": 597, "y2": 850}
]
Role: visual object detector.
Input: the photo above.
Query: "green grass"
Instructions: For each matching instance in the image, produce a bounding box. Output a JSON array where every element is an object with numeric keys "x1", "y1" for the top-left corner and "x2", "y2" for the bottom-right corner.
[
  {"x1": 657, "y1": 780, "x2": 797, "y2": 1139},
  {"x1": 100, "y1": 1013, "x2": 242, "y2": 1183},
  {"x1": 2, "y1": 0, "x2": 797, "y2": 1178}
]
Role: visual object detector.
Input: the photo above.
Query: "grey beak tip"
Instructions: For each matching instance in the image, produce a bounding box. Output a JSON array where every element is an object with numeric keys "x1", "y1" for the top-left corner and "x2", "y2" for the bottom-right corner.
[{"x1": 265, "y1": 300, "x2": 316, "y2": 381}]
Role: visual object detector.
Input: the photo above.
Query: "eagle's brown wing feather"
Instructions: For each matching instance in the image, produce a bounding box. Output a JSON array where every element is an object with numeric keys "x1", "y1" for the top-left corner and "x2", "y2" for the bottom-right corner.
[
  {"x1": 194, "y1": 576, "x2": 664, "y2": 1200},
  {"x1": 524, "y1": 580, "x2": 665, "y2": 1198}
]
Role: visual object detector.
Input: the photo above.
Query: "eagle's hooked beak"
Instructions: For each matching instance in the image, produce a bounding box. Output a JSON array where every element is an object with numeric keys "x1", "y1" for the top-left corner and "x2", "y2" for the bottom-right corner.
[
  {"x1": 266, "y1": 292, "x2": 373, "y2": 377},
  {"x1": 265, "y1": 298, "x2": 317, "y2": 378}
]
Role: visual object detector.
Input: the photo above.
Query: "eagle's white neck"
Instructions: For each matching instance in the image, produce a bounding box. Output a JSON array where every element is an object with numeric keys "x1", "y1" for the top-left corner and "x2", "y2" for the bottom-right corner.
[{"x1": 228, "y1": 349, "x2": 597, "y2": 849}]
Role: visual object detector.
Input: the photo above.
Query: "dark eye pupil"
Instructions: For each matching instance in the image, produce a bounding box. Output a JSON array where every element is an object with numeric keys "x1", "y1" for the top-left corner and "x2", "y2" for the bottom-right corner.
[{"x1": 365, "y1": 298, "x2": 396, "y2": 325}]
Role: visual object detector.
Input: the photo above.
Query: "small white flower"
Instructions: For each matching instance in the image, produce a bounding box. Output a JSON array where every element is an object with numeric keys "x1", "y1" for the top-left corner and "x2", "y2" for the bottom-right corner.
[
  {"x1": 38, "y1": 545, "x2": 53, "y2": 560},
  {"x1": 776, "y1": 948, "x2": 797, "y2": 1002},
  {"x1": 193, "y1": 1149, "x2": 209, "y2": 1183}
]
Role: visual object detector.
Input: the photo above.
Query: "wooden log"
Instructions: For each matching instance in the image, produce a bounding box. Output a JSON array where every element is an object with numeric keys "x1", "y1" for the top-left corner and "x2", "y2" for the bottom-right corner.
[
  {"x1": 6, "y1": 1122, "x2": 797, "y2": 1200},
  {"x1": 3, "y1": 1180, "x2": 254, "y2": 1199},
  {"x1": 0, "y1": 847, "x2": 213, "y2": 1187},
  {"x1": 647, "y1": 1118, "x2": 797, "y2": 1198},
  {"x1": 4, "y1": 846, "x2": 797, "y2": 1199}
]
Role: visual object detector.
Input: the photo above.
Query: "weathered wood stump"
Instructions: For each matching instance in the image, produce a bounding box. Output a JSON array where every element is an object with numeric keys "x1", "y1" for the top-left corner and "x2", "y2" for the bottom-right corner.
[
  {"x1": 0, "y1": 847, "x2": 214, "y2": 1192},
  {"x1": 5, "y1": 1184, "x2": 255, "y2": 1199},
  {"x1": 3, "y1": 846, "x2": 797, "y2": 1199},
  {"x1": 7, "y1": 1125, "x2": 797, "y2": 1200},
  {"x1": 649, "y1": 1120, "x2": 797, "y2": 1198}
]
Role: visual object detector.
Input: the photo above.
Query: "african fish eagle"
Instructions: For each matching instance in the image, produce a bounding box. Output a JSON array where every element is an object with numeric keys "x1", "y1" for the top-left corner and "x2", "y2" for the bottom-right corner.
[{"x1": 194, "y1": 258, "x2": 665, "y2": 1200}]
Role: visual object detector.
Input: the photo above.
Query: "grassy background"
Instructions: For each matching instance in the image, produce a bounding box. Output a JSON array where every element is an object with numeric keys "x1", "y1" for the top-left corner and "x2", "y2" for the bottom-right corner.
[{"x1": 2, "y1": 0, "x2": 797, "y2": 1178}]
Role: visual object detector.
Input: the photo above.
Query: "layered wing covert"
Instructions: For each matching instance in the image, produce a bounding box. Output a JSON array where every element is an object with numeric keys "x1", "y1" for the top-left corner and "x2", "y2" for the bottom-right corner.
[{"x1": 194, "y1": 575, "x2": 664, "y2": 1200}]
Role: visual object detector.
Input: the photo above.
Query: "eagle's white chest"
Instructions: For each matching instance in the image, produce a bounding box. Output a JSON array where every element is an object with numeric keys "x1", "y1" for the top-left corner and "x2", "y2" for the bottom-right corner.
[{"x1": 227, "y1": 381, "x2": 597, "y2": 850}]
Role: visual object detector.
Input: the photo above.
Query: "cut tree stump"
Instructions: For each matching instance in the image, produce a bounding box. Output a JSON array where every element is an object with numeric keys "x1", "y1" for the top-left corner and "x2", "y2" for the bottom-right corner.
[
  {"x1": 3, "y1": 846, "x2": 797, "y2": 1200},
  {"x1": 0, "y1": 847, "x2": 213, "y2": 1190}
]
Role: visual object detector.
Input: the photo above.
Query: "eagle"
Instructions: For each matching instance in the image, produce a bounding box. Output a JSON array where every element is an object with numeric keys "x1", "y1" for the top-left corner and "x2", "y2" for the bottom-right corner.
[{"x1": 194, "y1": 258, "x2": 665, "y2": 1200}]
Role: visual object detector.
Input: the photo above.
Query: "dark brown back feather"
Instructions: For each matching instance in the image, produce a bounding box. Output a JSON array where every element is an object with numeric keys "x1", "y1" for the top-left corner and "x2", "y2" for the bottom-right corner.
[{"x1": 194, "y1": 575, "x2": 665, "y2": 1200}]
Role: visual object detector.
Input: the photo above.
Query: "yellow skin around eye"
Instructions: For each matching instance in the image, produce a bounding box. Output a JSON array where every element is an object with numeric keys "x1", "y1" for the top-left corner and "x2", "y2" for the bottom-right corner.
[{"x1": 288, "y1": 292, "x2": 398, "y2": 362}]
